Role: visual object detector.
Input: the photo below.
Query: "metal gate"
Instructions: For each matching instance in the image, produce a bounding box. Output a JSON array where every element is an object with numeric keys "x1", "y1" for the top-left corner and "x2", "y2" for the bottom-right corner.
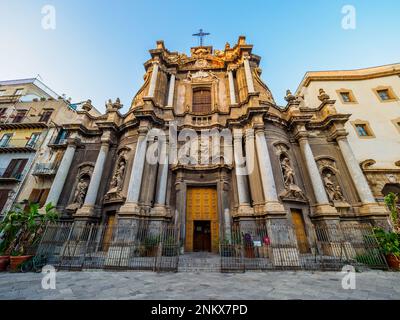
[
  {"x1": 36, "y1": 221, "x2": 180, "y2": 272},
  {"x1": 220, "y1": 223, "x2": 388, "y2": 272}
]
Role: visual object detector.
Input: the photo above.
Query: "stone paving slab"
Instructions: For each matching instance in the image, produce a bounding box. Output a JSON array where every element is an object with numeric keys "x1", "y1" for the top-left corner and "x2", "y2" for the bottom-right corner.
[{"x1": 0, "y1": 271, "x2": 399, "y2": 300}]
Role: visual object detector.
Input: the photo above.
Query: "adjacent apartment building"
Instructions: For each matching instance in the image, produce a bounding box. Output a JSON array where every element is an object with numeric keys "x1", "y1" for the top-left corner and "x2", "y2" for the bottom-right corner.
[
  {"x1": 296, "y1": 63, "x2": 400, "y2": 202},
  {"x1": 0, "y1": 78, "x2": 99, "y2": 216}
]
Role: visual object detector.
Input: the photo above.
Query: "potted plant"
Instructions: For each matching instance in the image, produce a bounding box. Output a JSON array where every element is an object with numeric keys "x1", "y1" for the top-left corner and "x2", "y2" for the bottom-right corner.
[
  {"x1": 143, "y1": 235, "x2": 160, "y2": 257},
  {"x1": 373, "y1": 227, "x2": 400, "y2": 270},
  {"x1": 0, "y1": 202, "x2": 59, "y2": 271}
]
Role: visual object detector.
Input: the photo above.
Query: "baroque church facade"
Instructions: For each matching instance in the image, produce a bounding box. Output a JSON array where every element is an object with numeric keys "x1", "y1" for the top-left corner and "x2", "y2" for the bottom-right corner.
[{"x1": 44, "y1": 36, "x2": 389, "y2": 253}]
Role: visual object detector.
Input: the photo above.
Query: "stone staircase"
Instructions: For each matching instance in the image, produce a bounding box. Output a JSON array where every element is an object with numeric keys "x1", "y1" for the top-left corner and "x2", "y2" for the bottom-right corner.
[{"x1": 178, "y1": 252, "x2": 221, "y2": 272}]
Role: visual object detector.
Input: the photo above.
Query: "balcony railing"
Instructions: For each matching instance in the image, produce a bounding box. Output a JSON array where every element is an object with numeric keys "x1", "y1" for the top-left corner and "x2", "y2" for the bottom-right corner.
[
  {"x1": 32, "y1": 163, "x2": 57, "y2": 176},
  {"x1": 48, "y1": 137, "x2": 68, "y2": 147},
  {"x1": 0, "y1": 167, "x2": 23, "y2": 181},
  {"x1": 0, "y1": 139, "x2": 38, "y2": 150},
  {"x1": 0, "y1": 113, "x2": 50, "y2": 126}
]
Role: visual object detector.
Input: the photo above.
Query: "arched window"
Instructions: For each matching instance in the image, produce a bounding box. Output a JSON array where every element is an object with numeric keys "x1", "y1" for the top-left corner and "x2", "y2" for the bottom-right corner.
[{"x1": 192, "y1": 88, "x2": 211, "y2": 113}]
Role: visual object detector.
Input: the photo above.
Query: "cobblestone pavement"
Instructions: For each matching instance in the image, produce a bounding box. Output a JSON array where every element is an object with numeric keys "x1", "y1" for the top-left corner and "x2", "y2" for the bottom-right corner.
[{"x1": 0, "y1": 270, "x2": 399, "y2": 300}]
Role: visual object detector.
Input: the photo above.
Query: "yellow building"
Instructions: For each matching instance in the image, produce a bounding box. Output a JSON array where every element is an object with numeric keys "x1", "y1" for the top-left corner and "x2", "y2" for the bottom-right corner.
[{"x1": 0, "y1": 78, "x2": 99, "y2": 215}]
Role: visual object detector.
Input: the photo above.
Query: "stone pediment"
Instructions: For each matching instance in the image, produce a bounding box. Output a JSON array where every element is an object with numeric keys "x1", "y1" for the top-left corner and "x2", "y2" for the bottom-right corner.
[
  {"x1": 180, "y1": 57, "x2": 225, "y2": 70},
  {"x1": 183, "y1": 70, "x2": 219, "y2": 83}
]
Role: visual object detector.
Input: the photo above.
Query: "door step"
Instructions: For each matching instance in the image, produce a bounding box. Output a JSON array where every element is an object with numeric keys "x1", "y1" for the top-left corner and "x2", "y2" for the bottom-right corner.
[{"x1": 178, "y1": 252, "x2": 221, "y2": 272}]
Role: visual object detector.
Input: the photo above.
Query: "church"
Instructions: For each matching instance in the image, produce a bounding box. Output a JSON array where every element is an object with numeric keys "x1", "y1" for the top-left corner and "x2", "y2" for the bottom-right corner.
[{"x1": 43, "y1": 36, "x2": 389, "y2": 256}]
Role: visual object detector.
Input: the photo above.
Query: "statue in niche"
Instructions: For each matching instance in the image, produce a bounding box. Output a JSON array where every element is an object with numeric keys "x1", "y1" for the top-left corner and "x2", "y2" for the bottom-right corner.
[
  {"x1": 74, "y1": 178, "x2": 88, "y2": 207},
  {"x1": 279, "y1": 155, "x2": 307, "y2": 201},
  {"x1": 281, "y1": 157, "x2": 295, "y2": 186},
  {"x1": 110, "y1": 160, "x2": 125, "y2": 191},
  {"x1": 105, "y1": 157, "x2": 127, "y2": 202},
  {"x1": 66, "y1": 176, "x2": 89, "y2": 211},
  {"x1": 323, "y1": 171, "x2": 346, "y2": 202}
]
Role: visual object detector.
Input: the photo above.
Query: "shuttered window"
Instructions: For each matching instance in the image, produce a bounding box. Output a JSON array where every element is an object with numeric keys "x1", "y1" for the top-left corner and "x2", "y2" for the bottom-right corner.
[
  {"x1": 0, "y1": 189, "x2": 11, "y2": 213},
  {"x1": 39, "y1": 110, "x2": 53, "y2": 123},
  {"x1": 192, "y1": 88, "x2": 211, "y2": 113},
  {"x1": 28, "y1": 188, "x2": 50, "y2": 207},
  {"x1": 12, "y1": 110, "x2": 27, "y2": 123},
  {"x1": 3, "y1": 158, "x2": 28, "y2": 179}
]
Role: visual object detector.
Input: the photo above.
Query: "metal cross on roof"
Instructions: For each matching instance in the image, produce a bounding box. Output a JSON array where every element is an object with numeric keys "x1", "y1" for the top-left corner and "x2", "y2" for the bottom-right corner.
[{"x1": 192, "y1": 29, "x2": 210, "y2": 47}]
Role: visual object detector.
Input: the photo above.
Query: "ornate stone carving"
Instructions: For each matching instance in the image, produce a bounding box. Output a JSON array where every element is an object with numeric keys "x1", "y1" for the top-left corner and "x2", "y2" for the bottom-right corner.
[
  {"x1": 104, "y1": 149, "x2": 129, "y2": 202},
  {"x1": 82, "y1": 99, "x2": 92, "y2": 112},
  {"x1": 194, "y1": 59, "x2": 209, "y2": 68},
  {"x1": 318, "y1": 88, "x2": 330, "y2": 102},
  {"x1": 106, "y1": 98, "x2": 123, "y2": 112},
  {"x1": 322, "y1": 170, "x2": 346, "y2": 203},
  {"x1": 284, "y1": 90, "x2": 297, "y2": 103},
  {"x1": 66, "y1": 164, "x2": 93, "y2": 212},
  {"x1": 184, "y1": 70, "x2": 219, "y2": 82},
  {"x1": 279, "y1": 155, "x2": 307, "y2": 201}
]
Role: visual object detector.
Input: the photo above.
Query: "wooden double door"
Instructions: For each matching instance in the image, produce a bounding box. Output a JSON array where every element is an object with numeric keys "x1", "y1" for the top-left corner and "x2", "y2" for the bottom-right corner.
[
  {"x1": 186, "y1": 187, "x2": 219, "y2": 253},
  {"x1": 291, "y1": 209, "x2": 310, "y2": 254}
]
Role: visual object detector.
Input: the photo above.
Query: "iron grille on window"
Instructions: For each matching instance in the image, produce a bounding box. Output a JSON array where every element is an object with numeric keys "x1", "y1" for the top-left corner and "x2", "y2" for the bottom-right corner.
[{"x1": 192, "y1": 88, "x2": 211, "y2": 113}]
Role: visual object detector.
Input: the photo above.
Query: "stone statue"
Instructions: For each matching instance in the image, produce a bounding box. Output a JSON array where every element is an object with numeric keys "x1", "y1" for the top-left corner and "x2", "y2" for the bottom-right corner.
[
  {"x1": 281, "y1": 157, "x2": 295, "y2": 187},
  {"x1": 284, "y1": 90, "x2": 297, "y2": 103},
  {"x1": 318, "y1": 88, "x2": 330, "y2": 102},
  {"x1": 279, "y1": 156, "x2": 307, "y2": 201},
  {"x1": 104, "y1": 157, "x2": 127, "y2": 202},
  {"x1": 73, "y1": 178, "x2": 88, "y2": 207},
  {"x1": 110, "y1": 160, "x2": 125, "y2": 191},
  {"x1": 323, "y1": 172, "x2": 345, "y2": 202}
]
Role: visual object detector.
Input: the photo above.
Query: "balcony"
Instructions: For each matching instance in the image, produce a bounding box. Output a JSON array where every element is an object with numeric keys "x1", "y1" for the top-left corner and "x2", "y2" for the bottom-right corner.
[
  {"x1": 32, "y1": 163, "x2": 57, "y2": 176},
  {"x1": 0, "y1": 167, "x2": 22, "y2": 182},
  {"x1": 0, "y1": 139, "x2": 38, "y2": 153},
  {"x1": 0, "y1": 113, "x2": 49, "y2": 129},
  {"x1": 48, "y1": 137, "x2": 68, "y2": 149},
  {"x1": 0, "y1": 94, "x2": 22, "y2": 104}
]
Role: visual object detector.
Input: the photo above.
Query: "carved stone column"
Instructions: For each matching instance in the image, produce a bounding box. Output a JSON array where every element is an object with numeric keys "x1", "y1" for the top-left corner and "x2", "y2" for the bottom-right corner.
[
  {"x1": 254, "y1": 127, "x2": 286, "y2": 213},
  {"x1": 227, "y1": 70, "x2": 237, "y2": 105},
  {"x1": 119, "y1": 127, "x2": 148, "y2": 215},
  {"x1": 336, "y1": 134, "x2": 387, "y2": 215},
  {"x1": 152, "y1": 137, "x2": 169, "y2": 216},
  {"x1": 297, "y1": 131, "x2": 337, "y2": 216},
  {"x1": 233, "y1": 129, "x2": 251, "y2": 214},
  {"x1": 45, "y1": 137, "x2": 79, "y2": 207},
  {"x1": 243, "y1": 56, "x2": 255, "y2": 94},
  {"x1": 166, "y1": 73, "x2": 175, "y2": 107},
  {"x1": 147, "y1": 61, "x2": 159, "y2": 98},
  {"x1": 76, "y1": 132, "x2": 111, "y2": 217}
]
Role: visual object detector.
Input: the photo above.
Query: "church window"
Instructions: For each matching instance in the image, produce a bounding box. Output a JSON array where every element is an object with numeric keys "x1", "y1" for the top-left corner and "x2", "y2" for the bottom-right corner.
[{"x1": 192, "y1": 88, "x2": 211, "y2": 113}]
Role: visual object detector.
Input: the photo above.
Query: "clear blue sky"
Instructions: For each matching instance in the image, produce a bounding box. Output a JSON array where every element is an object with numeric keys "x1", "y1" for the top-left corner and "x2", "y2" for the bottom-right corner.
[{"x1": 1, "y1": 0, "x2": 399, "y2": 112}]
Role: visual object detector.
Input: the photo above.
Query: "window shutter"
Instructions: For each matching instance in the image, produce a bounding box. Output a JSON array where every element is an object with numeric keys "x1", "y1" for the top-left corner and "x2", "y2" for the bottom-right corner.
[
  {"x1": 0, "y1": 189, "x2": 11, "y2": 212},
  {"x1": 3, "y1": 159, "x2": 19, "y2": 178},
  {"x1": 28, "y1": 189, "x2": 42, "y2": 203},
  {"x1": 39, "y1": 189, "x2": 50, "y2": 207},
  {"x1": 192, "y1": 88, "x2": 211, "y2": 113},
  {"x1": 14, "y1": 159, "x2": 28, "y2": 176}
]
